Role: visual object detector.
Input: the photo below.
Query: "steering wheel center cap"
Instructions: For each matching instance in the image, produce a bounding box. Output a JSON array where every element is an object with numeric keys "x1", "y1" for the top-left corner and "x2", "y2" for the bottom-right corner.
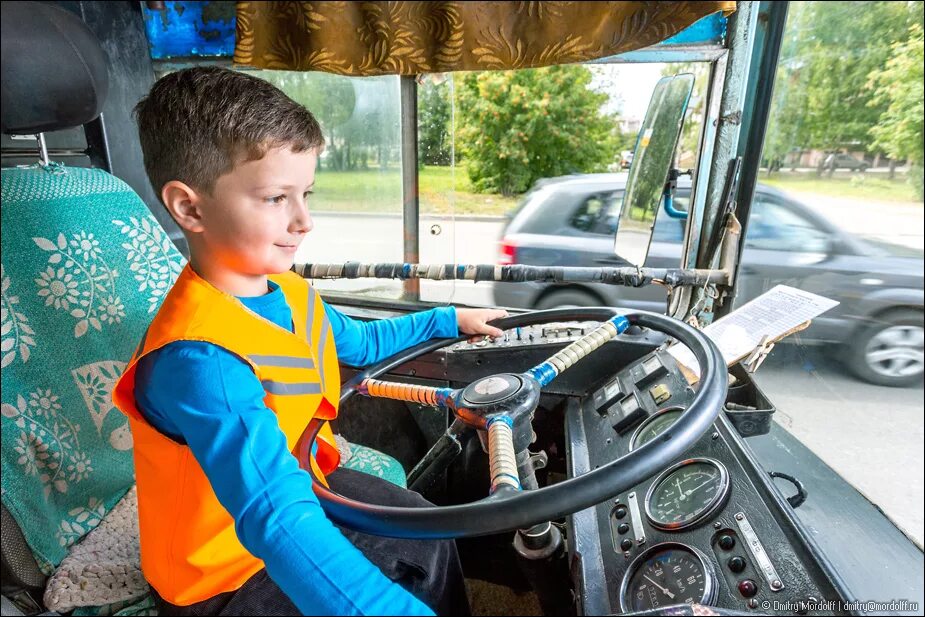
[{"x1": 462, "y1": 374, "x2": 523, "y2": 405}]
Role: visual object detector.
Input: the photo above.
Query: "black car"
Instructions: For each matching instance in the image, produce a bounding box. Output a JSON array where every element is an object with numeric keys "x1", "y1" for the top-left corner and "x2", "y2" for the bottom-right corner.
[{"x1": 493, "y1": 173, "x2": 924, "y2": 387}]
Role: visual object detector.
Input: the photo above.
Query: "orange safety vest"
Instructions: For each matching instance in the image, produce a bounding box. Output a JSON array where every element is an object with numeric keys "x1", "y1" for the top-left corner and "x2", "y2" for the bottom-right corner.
[{"x1": 112, "y1": 265, "x2": 341, "y2": 606}]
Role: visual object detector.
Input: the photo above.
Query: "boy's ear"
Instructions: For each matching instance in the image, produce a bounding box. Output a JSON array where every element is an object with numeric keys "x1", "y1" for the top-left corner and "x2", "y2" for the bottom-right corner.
[{"x1": 161, "y1": 181, "x2": 204, "y2": 233}]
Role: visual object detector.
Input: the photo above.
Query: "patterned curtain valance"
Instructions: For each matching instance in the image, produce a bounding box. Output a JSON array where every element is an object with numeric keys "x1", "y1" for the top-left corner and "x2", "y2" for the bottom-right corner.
[{"x1": 234, "y1": 1, "x2": 737, "y2": 76}]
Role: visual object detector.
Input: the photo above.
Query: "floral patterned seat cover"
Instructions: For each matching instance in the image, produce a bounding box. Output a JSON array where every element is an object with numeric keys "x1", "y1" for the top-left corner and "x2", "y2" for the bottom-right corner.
[{"x1": 2, "y1": 163, "x2": 186, "y2": 575}]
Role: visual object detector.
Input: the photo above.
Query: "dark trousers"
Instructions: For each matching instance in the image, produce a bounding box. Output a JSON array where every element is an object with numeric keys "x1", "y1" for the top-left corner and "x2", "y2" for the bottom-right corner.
[{"x1": 152, "y1": 467, "x2": 470, "y2": 616}]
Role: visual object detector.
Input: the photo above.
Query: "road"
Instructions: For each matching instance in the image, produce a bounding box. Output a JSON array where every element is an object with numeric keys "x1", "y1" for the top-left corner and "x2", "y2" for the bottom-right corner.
[
  {"x1": 783, "y1": 189, "x2": 924, "y2": 250},
  {"x1": 300, "y1": 197, "x2": 924, "y2": 546},
  {"x1": 296, "y1": 212, "x2": 503, "y2": 306}
]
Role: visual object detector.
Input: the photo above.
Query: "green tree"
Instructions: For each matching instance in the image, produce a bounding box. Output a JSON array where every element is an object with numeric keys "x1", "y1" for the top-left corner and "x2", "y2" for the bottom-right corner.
[
  {"x1": 456, "y1": 65, "x2": 618, "y2": 196},
  {"x1": 762, "y1": 1, "x2": 919, "y2": 172},
  {"x1": 612, "y1": 127, "x2": 637, "y2": 156},
  {"x1": 418, "y1": 79, "x2": 452, "y2": 166},
  {"x1": 761, "y1": 1, "x2": 810, "y2": 173},
  {"x1": 660, "y1": 62, "x2": 709, "y2": 168},
  {"x1": 867, "y1": 23, "x2": 924, "y2": 198}
]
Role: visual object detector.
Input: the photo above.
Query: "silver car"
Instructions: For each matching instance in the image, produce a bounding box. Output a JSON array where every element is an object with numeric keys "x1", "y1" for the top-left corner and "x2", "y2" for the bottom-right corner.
[{"x1": 493, "y1": 174, "x2": 924, "y2": 387}]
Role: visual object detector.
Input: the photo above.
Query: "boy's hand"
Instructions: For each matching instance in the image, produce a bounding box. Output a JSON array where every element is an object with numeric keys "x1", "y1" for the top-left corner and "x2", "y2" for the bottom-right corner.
[{"x1": 456, "y1": 308, "x2": 509, "y2": 342}]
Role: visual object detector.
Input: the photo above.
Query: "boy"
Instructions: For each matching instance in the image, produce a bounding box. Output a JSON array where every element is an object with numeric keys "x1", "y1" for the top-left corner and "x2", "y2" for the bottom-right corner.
[{"x1": 112, "y1": 66, "x2": 507, "y2": 616}]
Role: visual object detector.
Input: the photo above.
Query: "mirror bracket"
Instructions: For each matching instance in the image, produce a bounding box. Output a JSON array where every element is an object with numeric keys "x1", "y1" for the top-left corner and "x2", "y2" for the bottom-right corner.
[
  {"x1": 663, "y1": 168, "x2": 693, "y2": 220},
  {"x1": 666, "y1": 207, "x2": 740, "y2": 327}
]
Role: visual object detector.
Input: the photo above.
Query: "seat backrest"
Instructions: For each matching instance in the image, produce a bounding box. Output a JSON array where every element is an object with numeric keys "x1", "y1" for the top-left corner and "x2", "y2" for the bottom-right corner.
[
  {"x1": 1, "y1": 2, "x2": 185, "y2": 586},
  {"x1": 1, "y1": 163, "x2": 186, "y2": 577}
]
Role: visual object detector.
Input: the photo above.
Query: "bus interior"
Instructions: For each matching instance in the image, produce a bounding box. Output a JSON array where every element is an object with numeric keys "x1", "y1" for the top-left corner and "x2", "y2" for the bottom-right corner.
[{"x1": 1, "y1": 2, "x2": 922, "y2": 616}]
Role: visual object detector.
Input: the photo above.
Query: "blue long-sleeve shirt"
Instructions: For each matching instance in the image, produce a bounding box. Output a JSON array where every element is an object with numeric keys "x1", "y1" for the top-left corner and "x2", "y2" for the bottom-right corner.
[{"x1": 134, "y1": 281, "x2": 457, "y2": 616}]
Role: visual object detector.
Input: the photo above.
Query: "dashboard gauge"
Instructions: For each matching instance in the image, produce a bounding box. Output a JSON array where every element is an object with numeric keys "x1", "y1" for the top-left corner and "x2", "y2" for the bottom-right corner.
[
  {"x1": 629, "y1": 406, "x2": 684, "y2": 451},
  {"x1": 619, "y1": 542, "x2": 717, "y2": 612},
  {"x1": 645, "y1": 458, "x2": 730, "y2": 530}
]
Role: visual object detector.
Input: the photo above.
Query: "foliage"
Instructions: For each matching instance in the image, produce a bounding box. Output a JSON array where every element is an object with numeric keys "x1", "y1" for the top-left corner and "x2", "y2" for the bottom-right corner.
[
  {"x1": 867, "y1": 23, "x2": 924, "y2": 198},
  {"x1": 763, "y1": 1, "x2": 920, "y2": 167},
  {"x1": 456, "y1": 65, "x2": 619, "y2": 196},
  {"x1": 612, "y1": 129, "x2": 638, "y2": 157},
  {"x1": 418, "y1": 78, "x2": 453, "y2": 166}
]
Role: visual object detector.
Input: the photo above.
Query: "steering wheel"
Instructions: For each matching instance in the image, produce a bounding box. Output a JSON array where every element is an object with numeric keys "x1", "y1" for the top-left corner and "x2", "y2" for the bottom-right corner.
[{"x1": 304, "y1": 308, "x2": 726, "y2": 539}]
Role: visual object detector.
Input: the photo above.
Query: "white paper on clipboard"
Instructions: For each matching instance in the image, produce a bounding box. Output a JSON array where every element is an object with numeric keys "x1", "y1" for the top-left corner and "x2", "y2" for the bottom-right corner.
[{"x1": 668, "y1": 285, "x2": 839, "y2": 378}]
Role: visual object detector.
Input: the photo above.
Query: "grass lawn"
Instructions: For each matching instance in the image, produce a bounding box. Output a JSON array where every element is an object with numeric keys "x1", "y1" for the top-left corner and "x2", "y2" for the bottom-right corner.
[
  {"x1": 420, "y1": 166, "x2": 520, "y2": 215},
  {"x1": 310, "y1": 167, "x2": 401, "y2": 213},
  {"x1": 760, "y1": 173, "x2": 923, "y2": 204},
  {"x1": 310, "y1": 165, "x2": 519, "y2": 216}
]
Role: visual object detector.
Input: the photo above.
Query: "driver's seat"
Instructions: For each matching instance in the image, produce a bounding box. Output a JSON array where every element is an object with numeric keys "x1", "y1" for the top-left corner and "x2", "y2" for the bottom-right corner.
[{"x1": 0, "y1": 3, "x2": 404, "y2": 615}]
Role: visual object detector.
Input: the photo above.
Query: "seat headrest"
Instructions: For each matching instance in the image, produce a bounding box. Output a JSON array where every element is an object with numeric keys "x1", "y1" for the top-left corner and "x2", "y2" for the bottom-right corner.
[{"x1": 1, "y1": 1, "x2": 110, "y2": 135}]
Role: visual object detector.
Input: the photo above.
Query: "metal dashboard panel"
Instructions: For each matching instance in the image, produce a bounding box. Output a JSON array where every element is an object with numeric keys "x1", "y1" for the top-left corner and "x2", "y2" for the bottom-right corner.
[{"x1": 566, "y1": 350, "x2": 852, "y2": 615}]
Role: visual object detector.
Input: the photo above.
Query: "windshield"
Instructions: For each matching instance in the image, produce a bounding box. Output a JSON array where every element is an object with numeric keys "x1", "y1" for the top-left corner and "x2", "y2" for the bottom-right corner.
[
  {"x1": 229, "y1": 7, "x2": 923, "y2": 547},
  {"x1": 405, "y1": 7, "x2": 922, "y2": 549},
  {"x1": 753, "y1": 0, "x2": 923, "y2": 548}
]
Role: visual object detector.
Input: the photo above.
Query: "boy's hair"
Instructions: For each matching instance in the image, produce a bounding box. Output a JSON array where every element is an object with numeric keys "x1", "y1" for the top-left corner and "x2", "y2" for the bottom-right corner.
[{"x1": 134, "y1": 66, "x2": 324, "y2": 203}]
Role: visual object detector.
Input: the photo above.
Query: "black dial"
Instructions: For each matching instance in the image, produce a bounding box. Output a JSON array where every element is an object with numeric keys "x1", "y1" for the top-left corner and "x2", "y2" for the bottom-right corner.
[
  {"x1": 645, "y1": 458, "x2": 730, "y2": 530},
  {"x1": 630, "y1": 407, "x2": 684, "y2": 450},
  {"x1": 620, "y1": 543, "x2": 717, "y2": 612}
]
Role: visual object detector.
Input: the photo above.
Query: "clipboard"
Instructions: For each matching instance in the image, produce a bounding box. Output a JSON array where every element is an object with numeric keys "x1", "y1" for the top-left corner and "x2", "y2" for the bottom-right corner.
[
  {"x1": 674, "y1": 320, "x2": 812, "y2": 385},
  {"x1": 668, "y1": 285, "x2": 839, "y2": 385}
]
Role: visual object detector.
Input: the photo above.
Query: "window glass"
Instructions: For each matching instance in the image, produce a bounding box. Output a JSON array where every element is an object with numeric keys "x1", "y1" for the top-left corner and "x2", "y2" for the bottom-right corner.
[
  {"x1": 595, "y1": 192, "x2": 624, "y2": 237},
  {"x1": 652, "y1": 199, "x2": 690, "y2": 244},
  {"x1": 233, "y1": 69, "x2": 408, "y2": 301},
  {"x1": 512, "y1": 187, "x2": 582, "y2": 235},
  {"x1": 156, "y1": 62, "x2": 708, "y2": 308},
  {"x1": 744, "y1": 198, "x2": 829, "y2": 252},
  {"x1": 596, "y1": 192, "x2": 690, "y2": 243},
  {"x1": 570, "y1": 194, "x2": 609, "y2": 233},
  {"x1": 417, "y1": 62, "x2": 709, "y2": 309},
  {"x1": 749, "y1": 0, "x2": 923, "y2": 545}
]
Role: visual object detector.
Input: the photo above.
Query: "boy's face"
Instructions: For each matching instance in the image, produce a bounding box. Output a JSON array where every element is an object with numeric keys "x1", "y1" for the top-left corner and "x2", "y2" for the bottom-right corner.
[{"x1": 193, "y1": 146, "x2": 317, "y2": 287}]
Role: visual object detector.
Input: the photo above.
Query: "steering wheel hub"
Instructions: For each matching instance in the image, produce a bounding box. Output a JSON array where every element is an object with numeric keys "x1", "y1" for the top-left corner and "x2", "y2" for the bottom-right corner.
[
  {"x1": 462, "y1": 374, "x2": 523, "y2": 404},
  {"x1": 455, "y1": 373, "x2": 542, "y2": 429}
]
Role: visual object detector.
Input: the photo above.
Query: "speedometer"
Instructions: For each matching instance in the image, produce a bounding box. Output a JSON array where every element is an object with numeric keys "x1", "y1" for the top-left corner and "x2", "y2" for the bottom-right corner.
[
  {"x1": 619, "y1": 542, "x2": 717, "y2": 612},
  {"x1": 645, "y1": 458, "x2": 730, "y2": 530}
]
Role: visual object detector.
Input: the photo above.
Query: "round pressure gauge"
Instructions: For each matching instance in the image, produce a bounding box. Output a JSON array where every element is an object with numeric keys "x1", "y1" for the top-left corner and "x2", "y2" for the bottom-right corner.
[{"x1": 645, "y1": 458, "x2": 730, "y2": 531}]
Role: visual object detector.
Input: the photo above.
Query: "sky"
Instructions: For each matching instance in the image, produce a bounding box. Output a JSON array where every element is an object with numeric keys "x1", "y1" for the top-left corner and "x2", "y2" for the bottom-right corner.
[{"x1": 590, "y1": 63, "x2": 670, "y2": 121}]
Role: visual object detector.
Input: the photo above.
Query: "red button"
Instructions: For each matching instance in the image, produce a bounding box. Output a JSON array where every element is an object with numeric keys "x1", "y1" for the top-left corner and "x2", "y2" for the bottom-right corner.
[{"x1": 738, "y1": 579, "x2": 758, "y2": 598}]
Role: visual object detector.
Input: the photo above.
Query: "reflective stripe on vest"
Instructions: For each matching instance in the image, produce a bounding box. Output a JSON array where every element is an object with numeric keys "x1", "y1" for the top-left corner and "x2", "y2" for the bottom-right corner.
[{"x1": 112, "y1": 265, "x2": 340, "y2": 606}]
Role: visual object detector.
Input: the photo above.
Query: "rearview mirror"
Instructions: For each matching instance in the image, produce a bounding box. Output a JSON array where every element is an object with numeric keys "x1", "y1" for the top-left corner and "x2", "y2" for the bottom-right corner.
[{"x1": 614, "y1": 74, "x2": 695, "y2": 266}]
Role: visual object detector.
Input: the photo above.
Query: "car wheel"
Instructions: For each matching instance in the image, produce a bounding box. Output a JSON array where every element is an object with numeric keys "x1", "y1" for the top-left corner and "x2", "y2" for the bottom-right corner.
[
  {"x1": 846, "y1": 309, "x2": 924, "y2": 387},
  {"x1": 534, "y1": 289, "x2": 602, "y2": 310}
]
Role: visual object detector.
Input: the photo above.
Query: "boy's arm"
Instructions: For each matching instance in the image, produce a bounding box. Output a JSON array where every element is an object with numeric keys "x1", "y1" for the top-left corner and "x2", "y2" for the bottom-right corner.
[
  {"x1": 324, "y1": 302, "x2": 459, "y2": 367},
  {"x1": 135, "y1": 343, "x2": 434, "y2": 616}
]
